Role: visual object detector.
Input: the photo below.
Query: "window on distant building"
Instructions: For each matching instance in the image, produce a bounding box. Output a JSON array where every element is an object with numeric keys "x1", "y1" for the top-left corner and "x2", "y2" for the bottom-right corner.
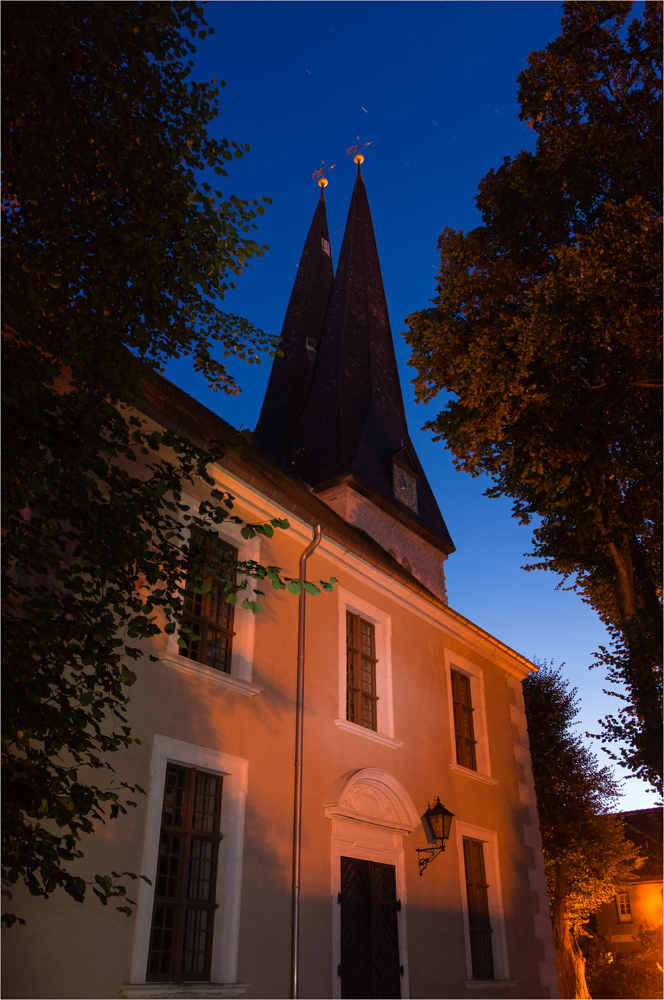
[
  {"x1": 346, "y1": 611, "x2": 378, "y2": 731},
  {"x1": 616, "y1": 892, "x2": 632, "y2": 922},
  {"x1": 451, "y1": 669, "x2": 477, "y2": 771},
  {"x1": 147, "y1": 763, "x2": 223, "y2": 982},
  {"x1": 463, "y1": 837, "x2": 495, "y2": 980},
  {"x1": 182, "y1": 529, "x2": 236, "y2": 672}
]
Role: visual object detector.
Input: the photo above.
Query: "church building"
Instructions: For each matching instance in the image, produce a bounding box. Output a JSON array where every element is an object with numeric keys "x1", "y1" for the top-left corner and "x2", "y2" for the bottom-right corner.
[{"x1": 3, "y1": 162, "x2": 560, "y2": 1000}]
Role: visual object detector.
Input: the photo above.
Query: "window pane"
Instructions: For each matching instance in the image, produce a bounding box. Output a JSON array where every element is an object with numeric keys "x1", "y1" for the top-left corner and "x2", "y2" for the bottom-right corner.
[
  {"x1": 183, "y1": 530, "x2": 236, "y2": 670},
  {"x1": 148, "y1": 766, "x2": 222, "y2": 982},
  {"x1": 193, "y1": 774, "x2": 219, "y2": 832},
  {"x1": 360, "y1": 657, "x2": 375, "y2": 696},
  {"x1": 347, "y1": 648, "x2": 357, "y2": 690},
  {"x1": 208, "y1": 581, "x2": 232, "y2": 631},
  {"x1": 182, "y1": 631, "x2": 201, "y2": 663},
  {"x1": 205, "y1": 629, "x2": 231, "y2": 672},
  {"x1": 181, "y1": 909, "x2": 211, "y2": 976},
  {"x1": 452, "y1": 670, "x2": 477, "y2": 771},
  {"x1": 463, "y1": 838, "x2": 494, "y2": 980},
  {"x1": 163, "y1": 767, "x2": 187, "y2": 828},
  {"x1": 360, "y1": 619, "x2": 374, "y2": 657},
  {"x1": 346, "y1": 677, "x2": 355, "y2": 723},
  {"x1": 184, "y1": 587, "x2": 203, "y2": 618},
  {"x1": 157, "y1": 834, "x2": 181, "y2": 898},
  {"x1": 346, "y1": 613, "x2": 377, "y2": 731},
  {"x1": 187, "y1": 840, "x2": 215, "y2": 901},
  {"x1": 361, "y1": 696, "x2": 375, "y2": 731},
  {"x1": 148, "y1": 905, "x2": 175, "y2": 976},
  {"x1": 617, "y1": 892, "x2": 632, "y2": 920},
  {"x1": 346, "y1": 613, "x2": 357, "y2": 724}
]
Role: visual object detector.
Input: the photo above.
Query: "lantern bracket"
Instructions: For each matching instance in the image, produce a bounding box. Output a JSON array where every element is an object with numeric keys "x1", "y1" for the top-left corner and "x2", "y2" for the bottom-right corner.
[{"x1": 416, "y1": 842, "x2": 446, "y2": 875}]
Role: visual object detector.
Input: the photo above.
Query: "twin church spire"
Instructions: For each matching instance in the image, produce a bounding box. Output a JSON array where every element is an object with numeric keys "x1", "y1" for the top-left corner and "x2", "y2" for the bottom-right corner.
[
  {"x1": 254, "y1": 186, "x2": 333, "y2": 461},
  {"x1": 254, "y1": 164, "x2": 454, "y2": 569}
]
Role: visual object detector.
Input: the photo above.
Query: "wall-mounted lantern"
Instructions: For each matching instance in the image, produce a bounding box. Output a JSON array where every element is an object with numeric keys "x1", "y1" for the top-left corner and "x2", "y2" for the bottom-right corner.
[{"x1": 416, "y1": 797, "x2": 454, "y2": 876}]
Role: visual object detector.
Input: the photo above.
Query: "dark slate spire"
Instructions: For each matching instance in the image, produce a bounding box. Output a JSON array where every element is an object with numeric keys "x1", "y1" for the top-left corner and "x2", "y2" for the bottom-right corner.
[
  {"x1": 286, "y1": 164, "x2": 454, "y2": 552},
  {"x1": 254, "y1": 186, "x2": 334, "y2": 461}
]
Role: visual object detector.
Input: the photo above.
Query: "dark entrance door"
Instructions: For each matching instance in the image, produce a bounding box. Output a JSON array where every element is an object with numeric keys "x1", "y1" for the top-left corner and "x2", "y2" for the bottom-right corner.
[{"x1": 339, "y1": 857, "x2": 401, "y2": 999}]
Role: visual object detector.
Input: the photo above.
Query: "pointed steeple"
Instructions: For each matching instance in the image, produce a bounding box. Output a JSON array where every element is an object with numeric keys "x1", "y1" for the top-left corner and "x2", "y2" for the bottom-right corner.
[
  {"x1": 254, "y1": 186, "x2": 334, "y2": 461},
  {"x1": 287, "y1": 164, "x2": 454, "y2": 554}
]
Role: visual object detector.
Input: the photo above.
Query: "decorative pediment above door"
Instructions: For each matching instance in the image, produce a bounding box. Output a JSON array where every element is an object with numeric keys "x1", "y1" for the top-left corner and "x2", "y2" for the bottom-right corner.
[{"x1": 324, "y1": 768, "x2": 419, "y2": 835}]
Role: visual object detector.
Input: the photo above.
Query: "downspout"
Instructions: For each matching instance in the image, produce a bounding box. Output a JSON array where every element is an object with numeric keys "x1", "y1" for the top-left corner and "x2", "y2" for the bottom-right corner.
[{"x1": 290, "y1": 524, "x2": 323, "y2": 1000}]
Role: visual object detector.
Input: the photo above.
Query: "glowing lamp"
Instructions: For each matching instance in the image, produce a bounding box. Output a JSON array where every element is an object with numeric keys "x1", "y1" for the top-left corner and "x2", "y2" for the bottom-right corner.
[{"x1": 417, "y1": 797, "x2": 454, "y2": 875}]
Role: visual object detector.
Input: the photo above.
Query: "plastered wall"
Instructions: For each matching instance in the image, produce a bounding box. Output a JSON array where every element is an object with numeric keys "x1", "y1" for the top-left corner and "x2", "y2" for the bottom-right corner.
[{"x1": 2, "y1": 456, "x2": 555, "y2": 1000}]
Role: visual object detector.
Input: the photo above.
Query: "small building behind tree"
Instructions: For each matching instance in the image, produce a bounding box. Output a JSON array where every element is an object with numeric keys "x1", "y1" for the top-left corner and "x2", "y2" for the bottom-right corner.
[{"x1": 594, "y1": 808, "x2": 663, "y2": 954}]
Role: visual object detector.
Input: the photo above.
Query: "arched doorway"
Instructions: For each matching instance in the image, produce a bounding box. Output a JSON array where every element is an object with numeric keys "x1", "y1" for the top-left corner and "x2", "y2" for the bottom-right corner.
[{"x1": 324, "y1": 769, "x2": 419, "y2": 1000}]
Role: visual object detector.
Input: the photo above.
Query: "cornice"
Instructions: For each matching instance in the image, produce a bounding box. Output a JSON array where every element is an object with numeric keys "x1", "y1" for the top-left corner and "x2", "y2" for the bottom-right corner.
[{"x1": 133, "y1": 394, "x2": 535, "y2": 681}]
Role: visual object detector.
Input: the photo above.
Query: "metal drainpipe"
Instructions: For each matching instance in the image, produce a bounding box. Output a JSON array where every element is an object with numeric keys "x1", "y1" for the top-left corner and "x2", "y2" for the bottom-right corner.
[{"x1": 290, "y1": 523, "x2": 323, "y2": 1000}]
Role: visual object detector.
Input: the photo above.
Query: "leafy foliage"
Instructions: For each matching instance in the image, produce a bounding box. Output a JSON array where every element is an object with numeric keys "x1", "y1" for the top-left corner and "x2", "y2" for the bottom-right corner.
[
  {"x1": 3, "y1": 0, "x2": 276, "y2": 399},
  {"x1": 2, "y1": 2, "x2": 334, "y2": 925},
  {"x1": 2, "y1": 379, "x2": 322, "y2": 920},
  {"x1": 524, "y1": 662, "x2": 641, "y2": 998},
  {"x1": 405, "y1": 1, "x2": 662, "y2": 790},
  {"x1": 583, "y1": 924, "x2": 664, "y2": 1000}
]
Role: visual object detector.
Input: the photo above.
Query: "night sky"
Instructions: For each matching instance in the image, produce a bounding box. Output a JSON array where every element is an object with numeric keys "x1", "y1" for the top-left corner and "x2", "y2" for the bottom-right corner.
[{"x1": 165, "y1": 1, "x2": 654, "y2": 809}]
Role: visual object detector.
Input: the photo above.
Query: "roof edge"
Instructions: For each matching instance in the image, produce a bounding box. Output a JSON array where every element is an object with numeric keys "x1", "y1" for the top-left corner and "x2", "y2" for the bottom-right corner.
[{"x1": 132, "y1": 379, "x2": 535, "y2": 679}]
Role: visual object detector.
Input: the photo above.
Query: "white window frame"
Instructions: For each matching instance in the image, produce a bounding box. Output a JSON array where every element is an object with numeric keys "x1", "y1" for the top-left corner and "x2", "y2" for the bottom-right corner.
[
  {"x1": 455, "y1": 820, "x2": 510, "y2": 984},
  {"x1": 444, "y1": 649, "x2": 496, "y2": 784},
  {"x1": 159, "y1": 494, "x2": 261, "y2": 697},
  {"x1": 128, "y1": 735, "x2": 249, "y2": 989},
  {"x1": 616, "y1": 892, "x2": 633, "y2": 923},
  {"x1": 334, "y1": 587, "x2": 402, "y2": 749}
]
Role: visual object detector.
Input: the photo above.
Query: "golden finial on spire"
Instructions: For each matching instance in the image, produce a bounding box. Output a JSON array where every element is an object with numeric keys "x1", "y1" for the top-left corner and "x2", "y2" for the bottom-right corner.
[
  {"x1": 347, "y1": 137, "x2": 372, "y2": 163},
  {"x1": 312, "y1": 161, "x2": 335, "y2": 185}
]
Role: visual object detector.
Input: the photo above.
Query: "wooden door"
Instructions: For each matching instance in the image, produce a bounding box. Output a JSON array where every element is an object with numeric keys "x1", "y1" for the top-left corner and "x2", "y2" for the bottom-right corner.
[{"x1": 339, "y1": 857, "x2": 401, "y2": 999}]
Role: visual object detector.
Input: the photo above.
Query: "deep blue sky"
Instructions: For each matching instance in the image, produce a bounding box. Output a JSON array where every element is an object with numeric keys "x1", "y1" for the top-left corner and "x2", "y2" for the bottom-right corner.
[{"x1": 165, "y1": 1, "x2": 654, "y2": 809}]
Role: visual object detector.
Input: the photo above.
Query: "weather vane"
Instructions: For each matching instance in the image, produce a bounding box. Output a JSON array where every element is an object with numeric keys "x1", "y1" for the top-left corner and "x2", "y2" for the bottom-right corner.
[
  {"x1": 312, "y1": 160, "x2": 335, "y2": 187},
  {"x1": 346, "y1": 136, "x2": 372, "y2": 164}
]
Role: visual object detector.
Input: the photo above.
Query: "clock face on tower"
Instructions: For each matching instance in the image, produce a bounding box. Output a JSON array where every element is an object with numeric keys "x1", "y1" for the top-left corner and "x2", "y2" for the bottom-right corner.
[{"x1": 393, "y1": 464, "x2": 418, "y2": 513}]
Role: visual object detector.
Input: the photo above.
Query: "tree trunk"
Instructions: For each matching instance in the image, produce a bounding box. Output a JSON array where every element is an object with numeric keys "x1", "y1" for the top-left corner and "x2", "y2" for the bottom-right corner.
[
  {"x1": 551, "y1": 862, "x2": 591, "y2": 999},
  {"x1": 593, "y1": 508, "x2": 663, "y2": 788}
]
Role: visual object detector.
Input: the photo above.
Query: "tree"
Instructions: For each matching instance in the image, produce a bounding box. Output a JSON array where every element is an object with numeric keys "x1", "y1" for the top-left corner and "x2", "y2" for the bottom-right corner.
[
  {"x1": 2, "y1": 2, "x2": 333, "y2": 926},
  {"x1": 405, "y1": 1, "x2": 662, "y2": 791},
  {"x1": 583, "y1": 924, "x2": 664, "y2": 1000},
  {"x1": 2, "y1": 0, "x2": 276, "y2": 399},
  {"x1": 523, "y1": 663, "x2": 641, "y2": 999}
]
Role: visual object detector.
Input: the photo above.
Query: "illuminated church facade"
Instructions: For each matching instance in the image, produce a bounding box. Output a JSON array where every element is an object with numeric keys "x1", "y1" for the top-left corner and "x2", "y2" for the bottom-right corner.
[{"x1": 3, "y1": 165, "x2": 560, "y2": 1000}]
